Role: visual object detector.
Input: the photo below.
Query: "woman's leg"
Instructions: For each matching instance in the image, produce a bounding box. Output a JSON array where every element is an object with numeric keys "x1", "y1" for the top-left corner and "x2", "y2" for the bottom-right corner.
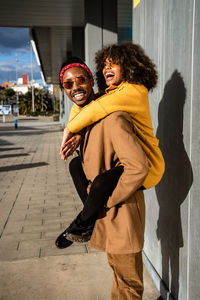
[
  {"x1": 69, "y1": 157, "x2": 124, "y2": 221},
  {"x1": 69, "y1": 156, "x2": 89, "y2": 205},
  {"x1": 65, "y1": 164, "x2": 124, "y2": 242},
  {"x1": 55, "y1": 156, "x2": 88, "y2": 248},
  {"x1": 80, "y1": 165, "x2": 124, "y2": 221},
  {"x1": 56, "y1": 159, "x2": 123, "y2": 245}
]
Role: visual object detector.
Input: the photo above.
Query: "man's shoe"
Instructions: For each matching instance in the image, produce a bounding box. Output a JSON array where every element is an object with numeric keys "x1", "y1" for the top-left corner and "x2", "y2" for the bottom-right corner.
[
  {"x1": 55, "y1": 230, "x2": 73, "y2": 249},
  {"x1": 65, "y1": 212, "x2": 95, "y2": 243}
]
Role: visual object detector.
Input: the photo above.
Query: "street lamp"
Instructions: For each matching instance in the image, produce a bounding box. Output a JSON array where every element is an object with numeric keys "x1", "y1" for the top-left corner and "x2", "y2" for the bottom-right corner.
[
  {"x1": 30, "y1": 41, "x2": 35, "y2": 112},
  {"x1": 16, "y1": 54, "x2": 19, "y2": 115}
]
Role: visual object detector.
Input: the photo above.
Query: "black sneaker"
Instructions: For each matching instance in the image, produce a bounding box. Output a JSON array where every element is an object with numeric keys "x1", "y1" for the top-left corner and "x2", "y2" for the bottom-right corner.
[{"x1": 66, "y1": 212, "x2": 95, "y2": 243}]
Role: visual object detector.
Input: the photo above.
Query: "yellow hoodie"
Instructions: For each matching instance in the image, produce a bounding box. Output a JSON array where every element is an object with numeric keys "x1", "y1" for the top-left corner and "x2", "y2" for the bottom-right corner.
[{"x1": 67, "y1": 82, "x2": 165, "y2": 189}]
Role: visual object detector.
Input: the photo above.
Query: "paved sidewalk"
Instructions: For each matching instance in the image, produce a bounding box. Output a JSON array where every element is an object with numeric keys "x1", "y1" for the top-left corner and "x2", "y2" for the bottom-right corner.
[{"x1": 0, "y1": 117, "x2": 160, "y2": 300}]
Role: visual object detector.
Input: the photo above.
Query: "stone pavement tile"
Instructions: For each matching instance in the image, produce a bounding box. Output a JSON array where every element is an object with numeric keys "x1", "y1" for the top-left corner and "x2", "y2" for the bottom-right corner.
[
  {"x1": 59, "y1": 207, "x2": 78, "y2": 214},
  {"x1": 43, "y1": 211, "x2": 70, "y2": 218},
  {"x1": 0, "y1": 248, "x2": 40, "y2": 261},
  {"x1": 6, "y1": 211, "x2": 27, "y2": 220},
  {"x1": 25, "y1": 211, "x2": 61, "y2": 220},
  {"x1": 0, "y1": 240, "x2": 19, "y2": 252},
  {"x1": 46, "y1": 193, "x2": 72, "y2": 199},
  {"x1": 43, "y1": 198, "x2": 66, "y2": 205},
  {"x1": 3, "y1": 190, "x2": 21, "y2": 197},
  {"x1": 143, "y1": 267, "x2": 161, "y2": 300},
  {"x1": 0, "y1": 196, "x2": 16, "y2": 208},
  {"x1": 27, "y1": 204, "x2": 46, "y2": 211},
  {"x1": 43, "y1": 207, "x2": 64, "y2": 214},
  {"x1": 60, "y1": 211, "x2": 78, "y2": 218},
  {"x1": 7, "y1": 218, "x2": 42, "y2": 227},
  {"x1": 60, "y1": 205, "x2": 77, "y2": 216},
  {"x1": 19, "y1": 187, "x2": 36, "y2": 193},
  {"x1": 18, "y1": 239, "x2": 55, "y2": 250},
  {"x1": 42, "y1": 217, "x2": 70, "y2": 225},
  {"x1": 3, "y1": 223, "x2": 23, "y2": 235},
  {"x1": 41, "y1": 244, "x2": 88, "y2": 257},
  {"x1": 7, "y1": 208, "x2": 28, "y2": 215},
  {"x1": 0, "y1": 252, "x2": 112, "y2": 300},
  {"x1": 11, "y1": 203, "x2": 29, "y2": 210},
  {"x1": 42, "y1": 230, "x2": 61, "y2": 240},
  {"x1": 24, "y1": 212, "x2": 43, "y2": 225},
  {"x1": 26, "y1": 207, "x2": 44, "y2": 214},
  {"x1": 22, "y1": 223, "x2": 61, "y2": 234},
  {"x1": 58, "y1": 199, "x2": 77, "y2": 206},
  {"x1": 27, "y1": 203, "x2": 58, "y2": 210},
  {"x1": 34, "y1": 192, "x2": 58, "y2": 199},
  {"x1": 1, "y1": 232, "x2": 41, "y2": 242},
  {"x1": 86, "y1": 245, "x2": 100, "y2": 253},
  {"x1": 29, "y1": 193, "x2": 46, "y2": 200},
  {"x1": 16, "y1": 195, "x2": 32, "y2": 202},
  {"x1": 28, "y1": 200, "x2": 45, "y2": 206},
  {"x1": 54, "y1": 205, "x2": 77, "y2": 213}
]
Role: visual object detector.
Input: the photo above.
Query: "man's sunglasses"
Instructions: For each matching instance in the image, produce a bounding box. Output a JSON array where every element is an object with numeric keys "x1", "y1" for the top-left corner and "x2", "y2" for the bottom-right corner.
[{"x1": 63, "y1": 76, "x2": 87, "y2": 89}]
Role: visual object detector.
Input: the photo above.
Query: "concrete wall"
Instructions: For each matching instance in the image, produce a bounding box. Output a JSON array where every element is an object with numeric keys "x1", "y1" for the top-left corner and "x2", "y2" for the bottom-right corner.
[
  {"x1": 85, "y1": 0, "x2": 118, "y2": 85},
  {"x1": 60, "y1": 0, "x2": 118, "y2": 127},
  {"x1": 132, "y1": 1, "x2": 199, "y2": 299}
]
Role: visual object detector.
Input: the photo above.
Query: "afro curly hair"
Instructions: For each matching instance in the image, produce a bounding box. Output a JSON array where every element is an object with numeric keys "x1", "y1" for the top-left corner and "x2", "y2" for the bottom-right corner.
[{"x1": 95, "y1": 42, "x2": 158, "y2": 92}]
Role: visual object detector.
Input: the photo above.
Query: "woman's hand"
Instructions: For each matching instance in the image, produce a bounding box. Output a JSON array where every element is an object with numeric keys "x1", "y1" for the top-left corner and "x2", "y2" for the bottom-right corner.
[
  {"x1": 61, "y1": 134, "x2": 83, "y2": 160},
  {"x1": 60, "y1": 128, "x2": 74, "y2": 160}
]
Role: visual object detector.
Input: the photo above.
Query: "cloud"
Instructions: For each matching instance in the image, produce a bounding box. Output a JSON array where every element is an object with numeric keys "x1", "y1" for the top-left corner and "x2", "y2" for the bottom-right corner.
[
  {"x1": 0, "y1": 60, "x2": 42, "y2": 84},
  {"x1": 0, "y1": 28, "x2": 43, "y2": 84},
  {"x1": 0, "y1": 27, "x2": 30, "y2": 54}
]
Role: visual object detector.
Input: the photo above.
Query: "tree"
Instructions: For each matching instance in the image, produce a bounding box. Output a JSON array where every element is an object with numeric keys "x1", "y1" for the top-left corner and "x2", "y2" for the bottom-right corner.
[
  {"x1": 0, "y1": 87, "x2": 16, "y2": 104},
  {"x1": 19, "y1": 88, "x2": 53, "y2": 115},
  {"x1": 18, "y1": 91, "x2": 32, "y2": 115}
]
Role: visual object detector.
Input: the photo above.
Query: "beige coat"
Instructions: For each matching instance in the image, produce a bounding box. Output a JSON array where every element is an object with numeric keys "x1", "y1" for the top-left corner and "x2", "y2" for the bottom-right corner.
[{"x1": 81, "y1": 112, "x2": 149, "y2": 254}]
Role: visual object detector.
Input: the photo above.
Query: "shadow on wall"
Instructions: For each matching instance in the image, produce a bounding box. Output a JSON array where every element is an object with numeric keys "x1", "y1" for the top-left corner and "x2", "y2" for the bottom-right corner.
[{"x1": 156, "y1": 70, "x2": 193, "y2": 300}]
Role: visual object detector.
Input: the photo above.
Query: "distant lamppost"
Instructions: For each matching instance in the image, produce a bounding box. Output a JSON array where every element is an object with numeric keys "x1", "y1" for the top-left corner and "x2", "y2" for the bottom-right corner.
[
  {"x1": 16, "y1": 54, "x2": 19, "y2": 114},
  {"x1": 30, "y1": 41, "x2": 35, "y2": 112}
]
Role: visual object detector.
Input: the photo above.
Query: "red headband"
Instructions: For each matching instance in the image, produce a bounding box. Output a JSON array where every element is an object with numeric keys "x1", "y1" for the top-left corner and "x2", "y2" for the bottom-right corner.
[{"x1": 60, "y1": 63, "x2": 93, "y2": 84}]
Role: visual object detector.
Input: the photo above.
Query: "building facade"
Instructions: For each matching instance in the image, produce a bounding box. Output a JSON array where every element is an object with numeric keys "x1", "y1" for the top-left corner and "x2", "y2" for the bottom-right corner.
[{"x1": 0, "y1": 1, "x2": 199, "y2": 299}]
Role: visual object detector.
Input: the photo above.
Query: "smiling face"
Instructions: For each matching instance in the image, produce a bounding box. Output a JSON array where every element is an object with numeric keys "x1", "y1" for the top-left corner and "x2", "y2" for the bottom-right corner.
[
  {"x1": 62, "y1": 67, "x2": 94, "y2": 107},
  {"x1": 102, "y1": 58, "x2": 123, "y2": 86}
]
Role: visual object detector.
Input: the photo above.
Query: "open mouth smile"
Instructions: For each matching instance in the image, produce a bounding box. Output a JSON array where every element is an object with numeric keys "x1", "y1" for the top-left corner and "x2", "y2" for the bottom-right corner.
[
  {"x1": 105, "y1": 72, "x2": 115, "y2": 80},
  {"x1": 72, "y1": 90, "x2": 86, "y2": 101}
]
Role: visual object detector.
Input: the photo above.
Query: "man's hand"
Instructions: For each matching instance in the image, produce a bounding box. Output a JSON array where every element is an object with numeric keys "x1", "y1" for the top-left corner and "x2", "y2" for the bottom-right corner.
[
  {"x1": 61, "y1": 134, "x2": 83, "y2": 160},
  {"x1": 60, "y1": 128, "x2": 74, "y2": 160}
]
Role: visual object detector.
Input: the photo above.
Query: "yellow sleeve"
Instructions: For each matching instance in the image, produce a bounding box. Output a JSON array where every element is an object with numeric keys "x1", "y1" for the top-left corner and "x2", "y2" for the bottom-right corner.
[
  {"x1": 68, "y1": 104, "x2": 82, "y2": 122},
  {"x1": 67, "y1": 83, "x2": 146, "y2": 133}
]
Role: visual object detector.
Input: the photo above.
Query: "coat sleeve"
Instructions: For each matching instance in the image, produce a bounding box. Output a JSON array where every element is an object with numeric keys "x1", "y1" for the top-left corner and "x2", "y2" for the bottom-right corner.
[
  {"x1": 68, "y1": 104, "x2": 82, "y2": 122},
  {"x1": 106, "y1": 112, "x2": 149, "y2": 208},
  {"x1": 67, "y1": 84, "x2": 145, "y2": 133}
]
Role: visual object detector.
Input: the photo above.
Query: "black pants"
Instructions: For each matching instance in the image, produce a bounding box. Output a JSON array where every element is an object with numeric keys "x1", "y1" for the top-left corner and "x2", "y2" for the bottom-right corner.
[{"x1": 69, "y1": 156, "x2": 124, "y2": 222}]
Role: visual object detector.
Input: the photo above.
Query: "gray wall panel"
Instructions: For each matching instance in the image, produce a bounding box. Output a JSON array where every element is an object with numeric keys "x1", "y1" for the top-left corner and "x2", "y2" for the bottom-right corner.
[
  {"x1": 133, "y1": 0, "x2": 197, "y2": 299},
  {"x1": 189, "y1": 0, "x2": 200, "y2": 298}
]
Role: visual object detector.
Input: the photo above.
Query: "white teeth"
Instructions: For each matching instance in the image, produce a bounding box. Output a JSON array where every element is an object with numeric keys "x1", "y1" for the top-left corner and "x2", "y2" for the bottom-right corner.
[
  {"x1": 106, "y1": 72, "x2": 114, "y2": 78},
  {"x1": 74, "y1": 93, "x2": 84, "y2": 98}
]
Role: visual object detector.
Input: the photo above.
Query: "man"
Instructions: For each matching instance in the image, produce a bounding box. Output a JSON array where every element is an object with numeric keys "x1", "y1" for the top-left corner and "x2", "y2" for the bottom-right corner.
[{"x1": 59, "y1": 57, "x2": 149, "y2": 299}]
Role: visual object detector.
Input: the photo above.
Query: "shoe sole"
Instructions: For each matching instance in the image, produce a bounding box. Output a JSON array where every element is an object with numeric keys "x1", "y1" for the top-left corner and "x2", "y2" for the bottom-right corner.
[{"x1": 66, "y1": 233, "x2": 91, "y2": 243}]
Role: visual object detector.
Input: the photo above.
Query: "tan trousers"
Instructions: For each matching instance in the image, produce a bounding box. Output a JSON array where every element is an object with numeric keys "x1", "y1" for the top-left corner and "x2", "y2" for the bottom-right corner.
[{"x1": 107, "y1": 252, "x2": 143, "y2": 300}]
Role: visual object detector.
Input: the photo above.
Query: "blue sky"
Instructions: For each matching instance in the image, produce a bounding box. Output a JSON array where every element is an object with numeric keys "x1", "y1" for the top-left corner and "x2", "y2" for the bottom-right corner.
[{"x1": 0, "y1": 27, "x2": 43, "y2": 85}]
